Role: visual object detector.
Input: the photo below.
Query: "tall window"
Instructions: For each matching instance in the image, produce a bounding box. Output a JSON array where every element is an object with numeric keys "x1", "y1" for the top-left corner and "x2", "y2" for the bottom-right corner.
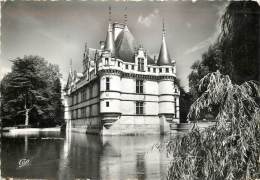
[
  {"x1": 138, "y1": 58, "x2": 144, "y2": 71},
  {"x1": 89, "y1": 105, "x2": 92, "y2": 116},
  {"x1": 136, "y1": 80, "x2": 143, "y2": 94},
  {"x1": 81, "y1": 90, "x2": 83, "y2": 102},
  {"x1": 71, "y1": 110, "x2": 74, "y2": 119},
  {"x1": 132, "y1": 65, "x2": 134, "y2": 70},
  {"x1": 136, "y1": 101, "x2": 144, "y2": 115},
  {"x1": 72, "y1": 94, "x2": 75, "y2": 105},
  {"x1": 81, "y1": 89, "x2": 86, "y2": 102},
  {"x1": 76, "y1": 93, "x2": 79, "y2": 104},
  {"x1": 89, "y1": 85, "x2": 93, "y2": 98},
  {"x1": 76, "y1": 109, "x2": 78, "y2": 119},
  {"x1": 174, "y1": 98, "x2": 177, "y2": 118},
  {"x1": 106, "y1": 77, "x2": 110, "y2": 91},
  {"x1": 80, "y1": 108, "x2": 84, "y2": 118}
]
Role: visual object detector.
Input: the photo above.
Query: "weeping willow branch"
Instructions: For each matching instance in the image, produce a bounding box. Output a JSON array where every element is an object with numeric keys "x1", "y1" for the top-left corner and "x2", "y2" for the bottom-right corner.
[{"x1": 167, "y1": 71, "x2": 260, "y2": 180}]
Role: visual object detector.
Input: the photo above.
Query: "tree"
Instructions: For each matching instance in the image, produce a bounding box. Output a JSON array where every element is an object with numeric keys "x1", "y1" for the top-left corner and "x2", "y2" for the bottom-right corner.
[
  {"x1": 1, "y1": 55, "x2": 64, "y2": 127},
  {"x1": 189, "y1": 1, "x2": 260, "y2": 102},
  {"x1": 167, "y1": 71, "x2": 260, "y2": 179},
  {"x1": 176, "y1": 78, "x2": 192, "y2": 123}
]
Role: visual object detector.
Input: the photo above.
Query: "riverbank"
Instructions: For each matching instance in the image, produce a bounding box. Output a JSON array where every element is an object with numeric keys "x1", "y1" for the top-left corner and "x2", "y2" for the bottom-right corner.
[
  {"x1": 170, "y1": 121, "x2": 216, "y2": 132},
  {"x1": 2, "y1": 127, "x2": 61, "y2": 135}
]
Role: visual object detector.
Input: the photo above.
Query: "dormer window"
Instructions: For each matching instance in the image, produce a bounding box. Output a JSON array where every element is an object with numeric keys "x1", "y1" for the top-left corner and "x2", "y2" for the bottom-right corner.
[
  {"x1": 105, "y1": 58, "x2": 109, "y2": 66},
  {"x1": 137, "y1": 58, "x2": 144, "y2": 71}
]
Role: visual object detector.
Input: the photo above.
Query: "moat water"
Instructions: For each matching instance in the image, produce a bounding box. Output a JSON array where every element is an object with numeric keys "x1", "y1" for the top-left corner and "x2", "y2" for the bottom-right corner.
[{"x1": 1, "y1": 131, "x2": 172, "y2": 180}]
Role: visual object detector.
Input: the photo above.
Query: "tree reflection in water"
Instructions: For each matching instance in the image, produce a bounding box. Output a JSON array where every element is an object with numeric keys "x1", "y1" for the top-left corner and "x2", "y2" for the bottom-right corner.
[{"x1": 2, "y1": 132, "x2": 170, "y2": 180}]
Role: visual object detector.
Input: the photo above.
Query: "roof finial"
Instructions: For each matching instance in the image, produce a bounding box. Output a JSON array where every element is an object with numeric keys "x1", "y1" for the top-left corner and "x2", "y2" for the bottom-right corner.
[
  {"x1": 124, "y1": 6, "x2": 128, "y2": 25},
  {"x1": 104, "y1": 5, "x2": 116, "y2": 56},
  {"x1": 109, "y1": 5, "x2": 112, "y2": 22},
  {"x1": 162, "y1": 17, "x2": 166, "y2": 37},
  {"x1": 69, "y1": 58, "x2": 73, "y2": 74}
]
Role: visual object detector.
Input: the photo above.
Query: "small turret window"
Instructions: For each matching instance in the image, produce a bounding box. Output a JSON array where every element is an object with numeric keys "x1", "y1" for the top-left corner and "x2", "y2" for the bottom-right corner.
[
  {"x1": 106, "y1": 77, "x2": 110, "y2": 91},
  {"x1": 138, "y1": 58, "x2": 144, "y2": 71},
  {"x1": 106, "y1": 101, "x2": 109, "y2": 107}
]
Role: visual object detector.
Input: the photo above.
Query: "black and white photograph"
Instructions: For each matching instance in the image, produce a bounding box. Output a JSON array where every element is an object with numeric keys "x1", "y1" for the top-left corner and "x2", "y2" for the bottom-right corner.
[{"x1": 0, "y1": 0, "x2": 259, "y2": 179}]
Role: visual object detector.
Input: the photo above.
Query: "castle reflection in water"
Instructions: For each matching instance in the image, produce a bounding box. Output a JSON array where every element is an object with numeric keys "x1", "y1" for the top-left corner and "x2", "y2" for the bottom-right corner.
[{"x1": 2, "y1": 132, "x2": 170, "y2": 180}]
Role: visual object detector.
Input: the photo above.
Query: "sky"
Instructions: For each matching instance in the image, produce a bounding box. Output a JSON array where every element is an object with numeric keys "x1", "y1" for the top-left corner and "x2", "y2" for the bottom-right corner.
[{"x1": 0, "y1": 1, "x2": 227, "y2": 91}]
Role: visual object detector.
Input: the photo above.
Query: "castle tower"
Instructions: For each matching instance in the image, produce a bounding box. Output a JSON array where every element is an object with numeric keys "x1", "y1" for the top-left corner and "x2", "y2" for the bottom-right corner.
[
  {"x1": 157, "y1": 20, "x2": 179, "y2": 134},
  {"x1": 99, "y1": 7, "x2": 121, "y2": 132}
]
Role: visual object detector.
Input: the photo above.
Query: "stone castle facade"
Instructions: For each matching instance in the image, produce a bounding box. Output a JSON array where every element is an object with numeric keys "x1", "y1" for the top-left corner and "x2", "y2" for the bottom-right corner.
[{"x1": 64, "y1": 11, "x2": 180, "y2": 135}]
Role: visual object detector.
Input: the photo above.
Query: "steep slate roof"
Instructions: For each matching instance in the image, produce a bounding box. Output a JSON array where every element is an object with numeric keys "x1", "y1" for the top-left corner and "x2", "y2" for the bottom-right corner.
[
  {"x1": 114, "y1": 25, "x2": 155, "y2": 65},
  {"x1": 115, "y1": 25, "x2": 136, "y2": 63}
]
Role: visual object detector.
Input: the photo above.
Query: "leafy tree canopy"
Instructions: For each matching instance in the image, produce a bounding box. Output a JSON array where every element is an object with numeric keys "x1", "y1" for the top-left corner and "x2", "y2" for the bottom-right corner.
[
  {"x1": 189, "y1": 1, "x2": 260, "y2": 102},
  {"x1": 1, "y1": 55, "x2": 64, "y2": 127}
]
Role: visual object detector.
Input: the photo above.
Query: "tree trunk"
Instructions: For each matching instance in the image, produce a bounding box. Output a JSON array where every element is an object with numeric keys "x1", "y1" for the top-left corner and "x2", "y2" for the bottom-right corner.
[
  {"x1": 25, "y1": 108, "x2": 29, "y2": 126},
  {"x1": 24, "y1": 95, "x2": 29, "y2": 126}
]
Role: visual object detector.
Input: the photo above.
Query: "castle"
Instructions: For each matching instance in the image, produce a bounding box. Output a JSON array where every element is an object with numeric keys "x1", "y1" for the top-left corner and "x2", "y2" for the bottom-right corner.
[{"x1": 64, "y1": 9, "x2": 180, "y2": 135}]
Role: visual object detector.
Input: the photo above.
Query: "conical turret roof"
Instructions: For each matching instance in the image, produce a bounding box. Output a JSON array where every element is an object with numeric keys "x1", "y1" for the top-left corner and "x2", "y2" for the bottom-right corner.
[
  {"x1": 104, "y1": 22, "x2": 116, "y2": 56},
  {"x1": 157, "y1": 21, "x2": 172, "y2": 66}
]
